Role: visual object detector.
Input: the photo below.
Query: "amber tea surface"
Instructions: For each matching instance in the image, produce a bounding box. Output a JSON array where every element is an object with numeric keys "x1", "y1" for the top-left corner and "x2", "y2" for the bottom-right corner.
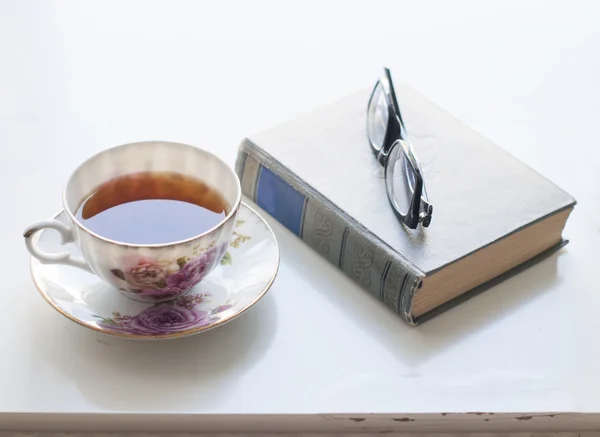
[{"x1": 75, "y1": 171, "x2": 228, "y2": 245}]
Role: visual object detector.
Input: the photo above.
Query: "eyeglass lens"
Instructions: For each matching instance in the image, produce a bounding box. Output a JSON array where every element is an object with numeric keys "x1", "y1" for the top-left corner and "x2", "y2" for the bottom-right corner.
[
  {"x1": 367, "y1": 82, "x2": 388, "y2": 152},
  {"x1": 385, "y1": 141, "x2": 416, "y2": 217}
]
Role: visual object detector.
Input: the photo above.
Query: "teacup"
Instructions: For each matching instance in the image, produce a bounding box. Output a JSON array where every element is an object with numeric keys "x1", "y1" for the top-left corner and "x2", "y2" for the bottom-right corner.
[{"x1": 23, "y1": 140, "x2": 241, "y2": 303}]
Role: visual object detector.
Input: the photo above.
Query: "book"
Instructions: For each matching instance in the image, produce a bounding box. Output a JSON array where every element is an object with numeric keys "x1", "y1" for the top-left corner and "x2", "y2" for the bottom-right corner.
[{"x1": 234, "y1": 84, "x2": 576, "y2": 326}]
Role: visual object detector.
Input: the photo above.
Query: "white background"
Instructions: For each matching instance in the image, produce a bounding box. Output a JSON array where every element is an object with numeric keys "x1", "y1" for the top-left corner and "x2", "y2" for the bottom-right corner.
[{"x1": 2, "y1": 0, "x2": 600, "y2": 426}]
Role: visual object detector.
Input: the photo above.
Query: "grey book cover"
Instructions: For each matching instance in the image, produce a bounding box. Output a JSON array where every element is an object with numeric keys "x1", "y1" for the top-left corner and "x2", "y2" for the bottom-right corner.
[{"x1": 234, "y1": 83, "x2": 576, "y2": 325}]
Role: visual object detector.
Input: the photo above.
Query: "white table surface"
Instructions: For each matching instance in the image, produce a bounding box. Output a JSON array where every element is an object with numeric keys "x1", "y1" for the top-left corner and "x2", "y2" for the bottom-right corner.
[{"x1": 2, "y1": 0, "x2": 600, "y2": 434}]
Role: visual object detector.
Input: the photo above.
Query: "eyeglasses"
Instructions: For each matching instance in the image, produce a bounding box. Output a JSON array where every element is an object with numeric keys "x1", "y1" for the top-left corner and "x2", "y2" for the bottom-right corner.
[{"x1": 367, "y1": 67, "x2": 433, "y2": 229}]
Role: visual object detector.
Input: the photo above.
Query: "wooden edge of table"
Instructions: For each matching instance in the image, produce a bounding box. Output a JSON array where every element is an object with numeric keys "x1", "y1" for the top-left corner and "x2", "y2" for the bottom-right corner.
[{"x1": 2, "y1": 412, "x2": 600, "y2": 434}]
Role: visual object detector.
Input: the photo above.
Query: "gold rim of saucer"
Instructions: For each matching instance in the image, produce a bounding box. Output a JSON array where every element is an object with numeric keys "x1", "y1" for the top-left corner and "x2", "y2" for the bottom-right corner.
[{"x1": 29, "y1": 201, "x2": 280, "y2": 340}]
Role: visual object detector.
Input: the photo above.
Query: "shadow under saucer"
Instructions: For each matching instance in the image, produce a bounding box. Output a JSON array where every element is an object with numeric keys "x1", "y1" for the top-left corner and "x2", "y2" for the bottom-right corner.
[{"x1": 30, "y1": 291, "x2": 278, "y2": 412}]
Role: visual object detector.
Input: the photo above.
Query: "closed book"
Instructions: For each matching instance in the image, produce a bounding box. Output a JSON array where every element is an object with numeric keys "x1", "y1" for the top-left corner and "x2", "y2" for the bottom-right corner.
[{"x1": 234, "y1": 84, "x2": 576, "y2": 326}]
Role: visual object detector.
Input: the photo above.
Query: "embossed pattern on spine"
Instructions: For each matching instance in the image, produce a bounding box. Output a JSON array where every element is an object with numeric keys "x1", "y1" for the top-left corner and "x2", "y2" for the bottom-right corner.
[
  {"x1": 235, "y1": 139, "x2": 423, "y2": 325},
  {"x1": 310, "y1": 212, "x2": 333, "y2": 254}
]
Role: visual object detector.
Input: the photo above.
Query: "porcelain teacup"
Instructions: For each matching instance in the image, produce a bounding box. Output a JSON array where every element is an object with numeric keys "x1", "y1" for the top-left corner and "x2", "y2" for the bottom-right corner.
[{"x1": 23, "y1": 140, "x2": 241, "y2": 303}]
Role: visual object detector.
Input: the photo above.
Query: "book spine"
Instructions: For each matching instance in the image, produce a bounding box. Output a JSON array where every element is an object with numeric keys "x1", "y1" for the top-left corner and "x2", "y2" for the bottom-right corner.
[{"x1": 234, "y1": 138, "x2": 424, "y2": 326}]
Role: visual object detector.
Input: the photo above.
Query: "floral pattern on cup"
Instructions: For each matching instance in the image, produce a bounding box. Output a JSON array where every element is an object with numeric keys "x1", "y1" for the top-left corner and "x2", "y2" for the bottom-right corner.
[
  {"x1": 109, "y1": 224, "x2": 252, "y2": 303},
  {"x1": 94, "y1": 292, "x2": 235, "y2": 336}
]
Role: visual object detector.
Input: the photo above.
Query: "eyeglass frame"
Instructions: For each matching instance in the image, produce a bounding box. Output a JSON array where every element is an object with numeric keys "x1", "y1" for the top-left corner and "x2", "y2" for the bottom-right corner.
[{"x1": 366, "y1": 67, "x2": 433, "y2": 229}]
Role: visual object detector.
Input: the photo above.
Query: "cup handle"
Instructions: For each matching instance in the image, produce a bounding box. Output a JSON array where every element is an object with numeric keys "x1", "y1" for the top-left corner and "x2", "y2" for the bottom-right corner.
[{"x1": 23, "y1": 217, "x2": 92, "y2": 273}]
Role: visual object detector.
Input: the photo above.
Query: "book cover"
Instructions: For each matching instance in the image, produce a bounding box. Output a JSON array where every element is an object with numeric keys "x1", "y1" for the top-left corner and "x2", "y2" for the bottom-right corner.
[{"x1": 234, "y1": 84, "x2": 576, "y2": 325}]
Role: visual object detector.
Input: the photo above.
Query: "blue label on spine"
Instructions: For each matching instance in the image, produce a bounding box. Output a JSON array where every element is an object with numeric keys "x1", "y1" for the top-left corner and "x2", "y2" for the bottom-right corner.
[{"x1": 255, "y1": 165, "x2": 305, "y2": 237}]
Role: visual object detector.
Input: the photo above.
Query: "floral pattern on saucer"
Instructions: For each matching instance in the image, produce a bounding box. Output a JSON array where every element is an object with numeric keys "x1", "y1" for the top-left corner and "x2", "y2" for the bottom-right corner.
[
  {"x1": 94, "y1": 292, "x2": 234, "y2": 336},
  {"x1": 29, "y1": 202, "x2": 279, "y2": 340}
]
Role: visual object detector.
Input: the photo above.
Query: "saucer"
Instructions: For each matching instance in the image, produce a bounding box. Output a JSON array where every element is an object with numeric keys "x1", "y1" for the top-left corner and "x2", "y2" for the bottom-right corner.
[{"x1": 29, "y1": 202, "x2": 280, "y2": 340}]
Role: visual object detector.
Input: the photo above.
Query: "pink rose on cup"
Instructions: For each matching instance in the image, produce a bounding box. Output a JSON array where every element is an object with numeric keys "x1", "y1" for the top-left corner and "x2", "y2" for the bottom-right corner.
[{"x1": 123, "y1": 262, "x2": 169, "y2": 289}]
